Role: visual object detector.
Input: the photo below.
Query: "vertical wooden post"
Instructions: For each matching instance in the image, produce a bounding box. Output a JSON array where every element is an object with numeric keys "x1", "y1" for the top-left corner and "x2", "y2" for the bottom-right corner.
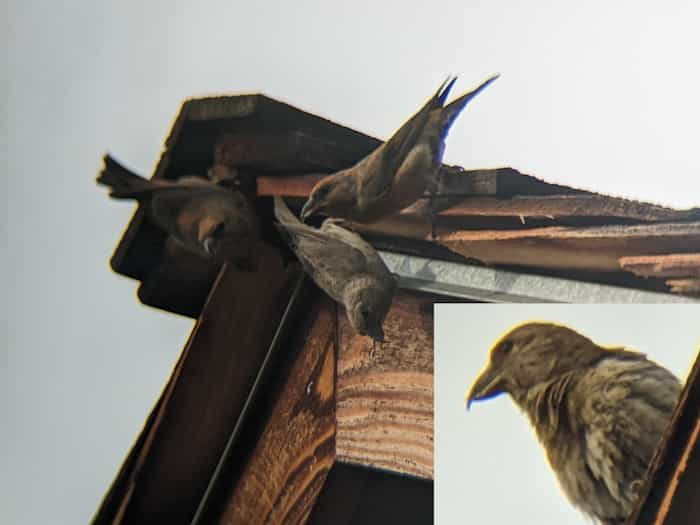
[
  {"x1": 218, "y1": 298, "x2": 338, "y2": 524},
  {"x1": 94, "y1": 244, "x2": 297, "y2": 524},
  {"x1": 336, "y1": 291, "x2": 435, "y2": 479}
]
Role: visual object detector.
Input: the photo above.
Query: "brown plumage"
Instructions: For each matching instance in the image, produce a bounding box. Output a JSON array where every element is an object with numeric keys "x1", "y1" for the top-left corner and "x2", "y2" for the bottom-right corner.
[
  {"x1": 97, "y1": 154, "x2": 258, "y2": 267},
  {"x1": 466, "y1": 322, "x2": 681, "y2": 525},
  {"x1": 274, "y1": 196, "x2": 396, "y2": 341},
  {"x1": 300, "y1": 74, "x2": 499, "y2": 224}
]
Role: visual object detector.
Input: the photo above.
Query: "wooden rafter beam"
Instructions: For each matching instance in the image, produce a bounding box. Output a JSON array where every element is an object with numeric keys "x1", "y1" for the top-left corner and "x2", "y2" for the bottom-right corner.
[
  {"x1": 335, "y1": 291, "x2": 435, "y2": 479},
  {"x1": 255, "y1": 166, "x2": 591, "y2": 200},
  {"x1": 628, "y1": 349, "x2": 700, "y2": 525},
  {"x1": 620, "y1": 254, "x2": 700, "y2": 296},
  {"x1": 217, "y1": 298, "x2": 337, "y2": 525},
  {"x1": 92, "y1": 246, "x2": 298, "y2": 525},
  {"x1": 620, "y1": 254, "x2": 700, "y2": 278},
  {"x1": 438, "y1": 222, "x2": 700, "y2": 272}
]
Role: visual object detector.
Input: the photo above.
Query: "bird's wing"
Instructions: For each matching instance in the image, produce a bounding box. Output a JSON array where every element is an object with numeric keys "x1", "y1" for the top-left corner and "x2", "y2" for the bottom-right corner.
[
  {"x1": 357, "y1": 77, "x2": 456, "y2": 206},
  {"x1": 274, "y1": 197, "x2": 368, "y2": 297},
  {"x1": 577, "y1": 357, "x2": 681, "y2": 514},
  {"x1": 435, "y1": 74, "x2": 499, "y2": 137},
  {"x1": 320, "y1": 220, "x2": 389, "y2": 273}
]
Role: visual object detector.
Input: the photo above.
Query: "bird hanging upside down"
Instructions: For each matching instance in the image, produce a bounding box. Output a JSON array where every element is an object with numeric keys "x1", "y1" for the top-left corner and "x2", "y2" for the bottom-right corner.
[
  {"x1": 274, "y1": 196, "x2": 395, "y2": 342},
  {"x1": 97, "y1": 154, "x2": 259, "y2": 269},
  {"x1": 300, "y1": 74, "x2": 499, "y2": 226},
  {"x1": 466, "y1": 322, "x2": 681, "y2": 525}
]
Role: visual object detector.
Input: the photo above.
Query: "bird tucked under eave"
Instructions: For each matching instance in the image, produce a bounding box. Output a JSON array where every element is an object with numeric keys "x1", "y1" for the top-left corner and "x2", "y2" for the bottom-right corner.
[
  {"x1": 274, "y1": 196, "x2": 396, "y2": 342},
  {"x1": 97, "y1": 154, "x2": 259, "y2": 268},
  {"x1": 300, "y1": 74, "x2": 499, "y2": 225},
  {"x1": 466, "y1": 322, "x2": 682, "y2": 525}
]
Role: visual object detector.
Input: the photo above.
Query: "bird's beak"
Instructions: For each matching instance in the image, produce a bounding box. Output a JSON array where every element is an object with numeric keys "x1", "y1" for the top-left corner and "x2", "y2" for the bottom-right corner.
[
  {"x1": 465, "y1": 365, "x2": 505, "y2": 410},
  {"x1": 203, "y1": 237, "x2": 215, "y2": 256},
  {"x1": 300, "y1": 197, "x2": 316, "y2": 223}
]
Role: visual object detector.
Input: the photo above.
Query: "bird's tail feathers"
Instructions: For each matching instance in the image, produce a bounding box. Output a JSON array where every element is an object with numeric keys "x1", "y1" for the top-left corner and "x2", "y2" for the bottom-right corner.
[
  {"x1": 441, "y1": 73, "x2": 500, "y2": 133},
  {"x1": 436, "y1": 75, "x2": 458, "y2": 107},
  {"x1": 97, "y1": 154, "x2": 154, "y2": 199},
  {"x1": 383, "y1": 76, "x2": 456, "y2": 176}
]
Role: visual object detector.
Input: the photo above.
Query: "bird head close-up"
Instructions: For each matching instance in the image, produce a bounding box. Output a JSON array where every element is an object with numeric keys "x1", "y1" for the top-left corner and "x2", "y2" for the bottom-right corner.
[
  {"x1": 467, "y1": 321, "x2": 624, "y2": 409},
  {"x1": 344, "y1": 280, "x2": 396, "y2": 342},
  {"x1": 462, "y1": 318, "x2": 684, "y2": 525},
  {"x1": 195, "y1": 202, "x2": 256, "y2": 264},
  {"x1": 300, "y1": 172, "x2": 355, "y2": 222}
]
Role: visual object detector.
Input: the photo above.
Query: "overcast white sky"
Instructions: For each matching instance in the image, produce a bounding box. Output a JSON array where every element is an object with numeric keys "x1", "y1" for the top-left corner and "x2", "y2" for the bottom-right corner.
[
  {"x1": 435, "y1": 304, "x2": 700, "y2": 524},
  {"x1": 3, "y1": 1, "x2": 700, "y2": 523}
]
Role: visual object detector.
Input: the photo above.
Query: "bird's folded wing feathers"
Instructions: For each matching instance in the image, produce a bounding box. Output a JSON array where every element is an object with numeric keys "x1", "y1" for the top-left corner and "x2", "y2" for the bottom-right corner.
[
  {"x1": 277, "y1": 220, "x2": 367, "y2": 277},
  {"x1": 274, "y1": 196, "x2": 368, "y2": 277},
  {"x1": 320, "y1": 220, "x2": 378, "y2": 255},
  {"x1": 358, "y1": 77, "x2": 456, "y2": 206},
  {"x1": 579, "y1": 359, "x2": 681, "y2": 512}
]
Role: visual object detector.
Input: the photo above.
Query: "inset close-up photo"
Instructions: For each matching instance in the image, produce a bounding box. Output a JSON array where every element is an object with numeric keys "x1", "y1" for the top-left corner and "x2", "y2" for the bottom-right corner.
[{"x1": 435, "y1": 304, "x2": 700, "y2": 525}]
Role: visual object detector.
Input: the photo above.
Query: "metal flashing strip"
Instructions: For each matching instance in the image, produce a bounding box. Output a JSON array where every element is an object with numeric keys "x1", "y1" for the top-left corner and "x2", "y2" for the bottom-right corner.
[{"x1": 379, "y1": 252, "x2": 700, "y2": 304}]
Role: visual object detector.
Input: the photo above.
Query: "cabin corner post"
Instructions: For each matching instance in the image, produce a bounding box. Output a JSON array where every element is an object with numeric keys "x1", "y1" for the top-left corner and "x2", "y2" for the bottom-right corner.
[{"x1": 218, "y1": 297, "x2": 338, "y2": 524}]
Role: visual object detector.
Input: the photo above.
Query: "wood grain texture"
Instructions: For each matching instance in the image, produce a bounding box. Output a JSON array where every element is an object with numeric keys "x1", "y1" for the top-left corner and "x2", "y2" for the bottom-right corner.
[
  {"x1": 620, "y1": 254, "x2": 700, "y2": 278},
  {"x1": 439, "y1": 222, "x2": 700, "y2": 273},
  {"x1": 218, "y1": 298, "x2": 337, "y2": 525},
  {"x1": 438, "y1": 195, "x2": 696, "y2": 221},
  {"x1": 255, "y1": 165, "x2": 589, "y2": 201},
  {"x1": 94, "y1": 246, "x2": 297, "y2": 525},
  {"x1": 666, "y1": 278, "x2": 700, "y2": 296},
  {"x1": 336, "y1": 292, "x2": 434, "y2": 479}
]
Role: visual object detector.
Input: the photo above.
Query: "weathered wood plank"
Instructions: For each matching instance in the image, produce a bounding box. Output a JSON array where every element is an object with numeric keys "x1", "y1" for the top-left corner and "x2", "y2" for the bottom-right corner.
[
  {"x1": 628, "y1": 349, "x2": 700, "y2": 525},
  {"x1": 213, "y1": 131, "x2": 368, "y2": 173},
  {"x1": 257, "y1": 174, "x2": 326, "y2": 197},
  {"x1": 666, "y1": 279, "x2": 700, "y2": 296},
  {"x1": 96, "y1": 246, "x2": 297, "y2": 525},
  {"x1": 438, "y1": 222, "x2": 700, "y2": 273},
  {"x1": 339, "y1": 199, "x2": 696, "y2": 245},
  {"x1": 348, "y1": 221, "x2": 700, "y2": 274},
  {"x1": 218, "y1": 298, "x2": 337, "y2": 525},
  {"x1": 438, "y1": 195, "x2": 697, "y2": 222},
  {"x1": 436, "y1": 166, "x2": 586, "y2": 198},
  {"x1": 255, "y1": 166, "x2": 588, "y2": 201},
  {"x1": 336, "y1": 292, "x2": 434, "y2": 480},
  {"x1": 620, "y1": 254, "x2": 700, "y2": 278}
]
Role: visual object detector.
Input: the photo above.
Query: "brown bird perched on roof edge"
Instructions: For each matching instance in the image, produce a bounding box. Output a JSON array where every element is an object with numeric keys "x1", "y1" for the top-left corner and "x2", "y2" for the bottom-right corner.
[
  {"x1": 97, "y1": 154, "x2": 259, "y2": 268},
  {"x1": 300, "y1": 74, "x2": 499, "y2": 225},
  {"x1": 466, "y1": 322, "x2": 681, "y2": 525},
  {"x1": 274, "y1": 196, "x2": 396, "y2": 342}
]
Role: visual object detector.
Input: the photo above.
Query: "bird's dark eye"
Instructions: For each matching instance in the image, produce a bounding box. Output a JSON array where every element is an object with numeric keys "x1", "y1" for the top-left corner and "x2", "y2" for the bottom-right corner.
[
  {"x1": 315, "y1": 185, "x2": 330, "y2": 199},
  {"x1": 212, "y1": 222, "x2": 226, "y2": 237},
  {"x1": 360, "y1": 307, "x2": 370, "y2": 319},
  {"x1": 498, "y1": 340, "x2": 513, "y2": 354}
]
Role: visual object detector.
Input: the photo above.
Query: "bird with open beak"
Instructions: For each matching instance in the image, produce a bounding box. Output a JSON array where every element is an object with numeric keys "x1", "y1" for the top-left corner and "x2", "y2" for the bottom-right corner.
[
  {"x1": 97, "y1": 154, "x2": 259, "y2": 268},
  {"x1": 300, "y1": 74, "x2": 499, "y2": 224},
  {"x1": 274, "y1": 196, "x2": 396, "y2": 342},
  {"x1": 466, "y1": 322, "x2": 681, "y2": 525}
]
